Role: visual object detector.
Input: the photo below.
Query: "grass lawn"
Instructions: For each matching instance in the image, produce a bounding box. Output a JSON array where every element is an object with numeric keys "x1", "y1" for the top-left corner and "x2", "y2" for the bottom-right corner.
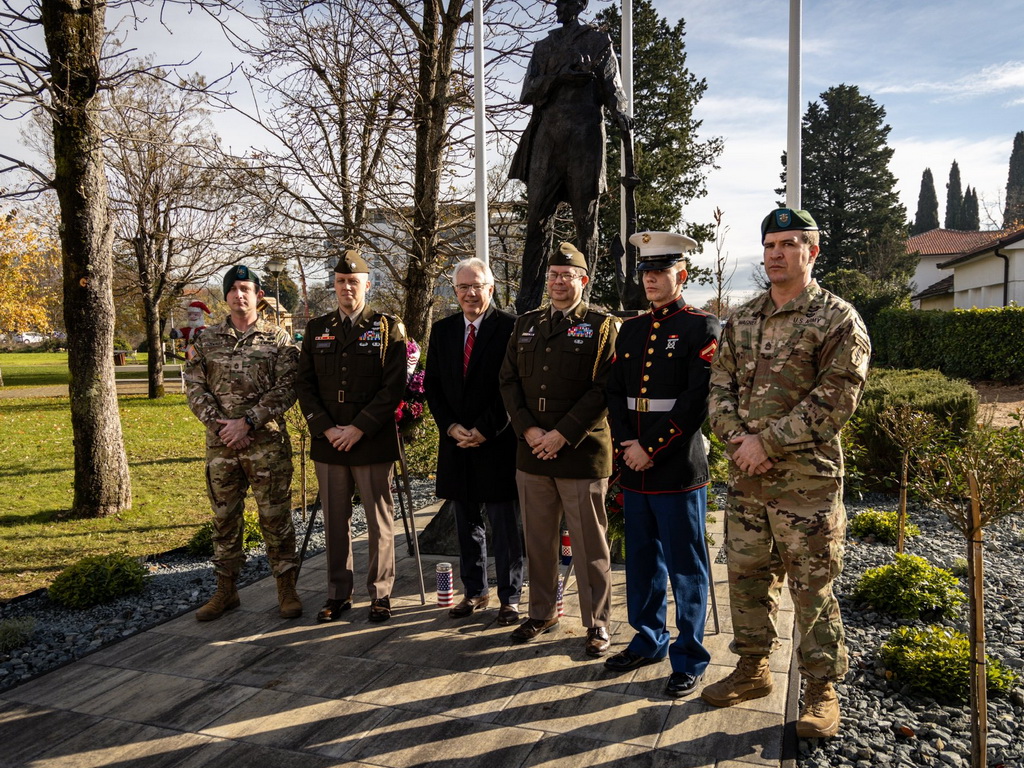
[
  {"x1": 0, "y1": 351, "x2": 160, "y2": 388},
  {"x1": 0, "y1": 394, "x2": 328, "y2": 601}
]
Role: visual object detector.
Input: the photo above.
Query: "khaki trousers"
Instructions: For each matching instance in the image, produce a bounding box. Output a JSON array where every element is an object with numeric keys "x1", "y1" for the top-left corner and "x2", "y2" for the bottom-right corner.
[
  {"x1": 315, "y1": 461, "x2": 396, "y2": 601},
  {"x1": 516, "y1": 470, "x2": 611, "y2": 627}
]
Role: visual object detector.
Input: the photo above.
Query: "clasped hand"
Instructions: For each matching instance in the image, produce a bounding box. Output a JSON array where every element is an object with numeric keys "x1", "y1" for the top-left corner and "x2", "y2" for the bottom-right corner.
[{"x1": 525, "y1": 426, "x2": 567, "y2": 460}]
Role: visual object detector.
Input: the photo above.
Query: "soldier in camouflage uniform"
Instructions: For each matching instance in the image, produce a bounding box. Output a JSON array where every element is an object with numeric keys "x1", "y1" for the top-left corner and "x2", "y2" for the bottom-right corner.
[
  {"x1": 185, "y1": 265, "x2": 302, "y2": 622},
  {"x1": 703, "y1": 209, "x2": 870, "y2": 739}
]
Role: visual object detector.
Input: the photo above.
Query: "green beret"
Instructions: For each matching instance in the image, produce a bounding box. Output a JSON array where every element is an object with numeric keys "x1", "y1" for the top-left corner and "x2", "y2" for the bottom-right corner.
[
  {"x1": 334, "y1": 250, "x2": 371, "y2": 274},
  {"x1": 761, "y1": 208, "x2": 818, "y2": 241},
  {"x1": 548, "y1": 242, "x2": 588, "y2": 272},
  {"x1": 223, "y1": 264, "x2": 261, "y2": 296}
]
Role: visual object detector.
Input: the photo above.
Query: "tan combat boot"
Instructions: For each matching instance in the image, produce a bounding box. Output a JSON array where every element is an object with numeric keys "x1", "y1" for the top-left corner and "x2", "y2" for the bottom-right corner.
[
  {"x1": 700, "y1": 655, "x2": 773, "y2": 707},
  {"x1": 276, "y1": 569, "x2": 303, "y2": 619},
  {"x1": 795, "y1": 678, "x2": 840, "y2": 738},
  {"x1": 195, "y1": 575, "x2": 240, "y2": 621}
]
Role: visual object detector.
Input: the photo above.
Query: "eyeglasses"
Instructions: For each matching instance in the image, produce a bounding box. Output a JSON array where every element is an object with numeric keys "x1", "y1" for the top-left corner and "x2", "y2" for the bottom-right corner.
[
  {"x1": 454, "y1": 282, "x2": 490, "y2": 293},
  {"x1": 546, "y1": 271, "x2": 583, "y2": 283}
]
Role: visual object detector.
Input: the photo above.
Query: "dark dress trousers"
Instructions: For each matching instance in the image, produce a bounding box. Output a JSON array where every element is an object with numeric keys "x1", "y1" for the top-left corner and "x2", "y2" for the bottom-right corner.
[
  {"x1": 425, "y1": 306, "x2": 524, "y2": 605},
  {"x1": 499, "y1": 303, "x2": 619, "y2": 627},
  {"x1": 296, "y1": 306, "x2": 407, "y2": 601},
  {"x1": 606, "y1": 296, "x2": 722, "y2": 674}
]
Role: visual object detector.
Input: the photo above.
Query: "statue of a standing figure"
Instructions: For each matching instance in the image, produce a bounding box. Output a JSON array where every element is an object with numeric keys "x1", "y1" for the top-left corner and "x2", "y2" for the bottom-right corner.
[{"x1": 510, "y1": 0, "x2": 633, "y2": 313}]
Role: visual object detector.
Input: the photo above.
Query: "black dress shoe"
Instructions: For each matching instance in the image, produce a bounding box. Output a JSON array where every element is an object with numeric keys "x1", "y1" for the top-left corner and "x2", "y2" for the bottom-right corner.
[
  {"x1": 510, "y1": 617, "x2": 558, "y2": 642},
  {"x1": 316, "y1": 598, "x2": 352, "y2": 623},
  {"x1": 368, "y1": 596, "x2": 392, "y2": 622},
  {"x1": 665, "y1": 671, "x2": 704, "y2": 698},
  {"x1": 604, "y1": 648, "x2": 663, "y2": 673},
  {"x1": 496, "y1": 604, "x2": 520, "y2": 626},
  {"x1": 449, "y1": 593, "x2": 490, "y2": 618}
]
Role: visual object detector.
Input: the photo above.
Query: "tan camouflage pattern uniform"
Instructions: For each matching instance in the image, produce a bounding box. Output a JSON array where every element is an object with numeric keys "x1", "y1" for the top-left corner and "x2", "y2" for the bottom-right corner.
[
  {"x1": 185, "y1": 318, "x2": 300, "y2": 579},
  {"x1": 709, "y1": 281, "x2": 870, "y2": 681}
]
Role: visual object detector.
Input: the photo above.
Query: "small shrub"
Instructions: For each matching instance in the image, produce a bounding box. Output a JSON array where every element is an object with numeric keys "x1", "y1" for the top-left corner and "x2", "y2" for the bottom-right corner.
[
  {"x1": 881, "y1": 624, "x2": 1020, "y2": 702},
  {"x1": 48, "y1": 553, "x2": 147, "y2": 609},
  {"x1": 950, "y1": 557, "x2": 969, "y2": 578},
  {"x1": 186, "y1": 512, "x2": 265, "y2": 557},
  {"x1": 848, "y1": 368, "x2": 977, "y2": 491},
  {"x1": 0, "y1": 617, "x2": 35, "y2": 653},
  {"x1": 849, "y1": 508, "x2": 921, "y2": 543},
  {"x1": 853, "y1": 553, "x2": 965, "y2": 619}
]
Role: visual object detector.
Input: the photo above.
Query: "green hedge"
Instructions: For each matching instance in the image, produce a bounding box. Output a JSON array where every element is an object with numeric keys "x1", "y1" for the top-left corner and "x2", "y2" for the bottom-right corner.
[
  {"x1": 873, "y1": 306, "x2": 1024, "y2": 381},
  {"x1": 845, "y1": 369, "x2": 977, "y2": 491}
]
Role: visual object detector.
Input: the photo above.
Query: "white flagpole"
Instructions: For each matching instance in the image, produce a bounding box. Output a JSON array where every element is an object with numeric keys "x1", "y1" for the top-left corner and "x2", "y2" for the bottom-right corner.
[
  {"x1": 787, "y1": 0, "x2": 802, "y2": 209},
  {"x1": 474, "y1": 0, "x2": 489, "y2": 263},
  {"x1": 620, "y1": 0, "x2": 633, "y2": 250}
]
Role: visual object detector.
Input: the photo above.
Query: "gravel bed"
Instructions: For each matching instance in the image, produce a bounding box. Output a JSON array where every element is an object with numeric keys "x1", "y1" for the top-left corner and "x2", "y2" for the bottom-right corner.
[
  {"x1": 796, "y1": 494, "x2": 1024, "y2": 768},
  {"x1": 0, "y1": 477, "x2": 436, "y2": 693}
]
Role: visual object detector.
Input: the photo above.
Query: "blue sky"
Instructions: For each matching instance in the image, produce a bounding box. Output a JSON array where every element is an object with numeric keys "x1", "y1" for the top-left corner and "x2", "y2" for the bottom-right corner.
[
  {"x1": 669, "y1": 0, "x2": 1024, "y2": 304},
  {"x1": 4, "y1": 1, "x2": 1022, "y2": 308}
]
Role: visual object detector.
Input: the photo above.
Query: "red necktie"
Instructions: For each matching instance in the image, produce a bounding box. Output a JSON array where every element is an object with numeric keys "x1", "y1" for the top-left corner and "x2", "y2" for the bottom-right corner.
[{"x1": 463, "y1": 323, "x2": 476, "y2": 376}]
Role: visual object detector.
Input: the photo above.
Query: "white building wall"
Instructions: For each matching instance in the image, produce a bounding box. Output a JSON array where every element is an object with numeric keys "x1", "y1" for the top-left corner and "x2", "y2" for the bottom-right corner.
[{"x1": 953, "y1": 256, "x2": 1008, "y2": 308}]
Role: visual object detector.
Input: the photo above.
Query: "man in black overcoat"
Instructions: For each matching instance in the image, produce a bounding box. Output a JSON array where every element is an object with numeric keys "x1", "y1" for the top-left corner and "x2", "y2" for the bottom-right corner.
[{"x1": 425, "y1": 257, "x2": 524, "y2": 625}]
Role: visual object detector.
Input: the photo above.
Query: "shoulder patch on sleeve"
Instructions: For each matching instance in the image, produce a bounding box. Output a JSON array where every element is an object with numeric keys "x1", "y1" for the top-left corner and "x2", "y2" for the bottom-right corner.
[{"x1": 699, "y1": 339, "x2": 718, "y2": 362}]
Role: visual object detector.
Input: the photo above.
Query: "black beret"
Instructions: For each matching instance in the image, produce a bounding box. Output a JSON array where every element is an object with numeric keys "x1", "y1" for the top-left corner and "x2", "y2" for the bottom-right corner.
[{"x1": 223, "y1": 264, "x2": 261, "y2": 296}]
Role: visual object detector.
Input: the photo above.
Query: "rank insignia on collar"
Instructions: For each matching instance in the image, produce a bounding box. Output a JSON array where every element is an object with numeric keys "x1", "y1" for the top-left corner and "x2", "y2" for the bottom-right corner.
[
  {"x1": 567, "y1": 323, "x2": 594, "y2": 338},
  {"x1": 699, "y1": 339, "x2": 718, "y2": 362}
]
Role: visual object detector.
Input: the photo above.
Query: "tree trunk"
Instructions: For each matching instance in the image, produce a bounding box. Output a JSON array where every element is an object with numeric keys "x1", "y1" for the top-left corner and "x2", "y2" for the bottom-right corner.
[
  {"x1": 42, "y1": 0, "x2": 131, "y2": 517},
  {"x1": 142, "y1": 292, "x2": 166, "y2": 399}
]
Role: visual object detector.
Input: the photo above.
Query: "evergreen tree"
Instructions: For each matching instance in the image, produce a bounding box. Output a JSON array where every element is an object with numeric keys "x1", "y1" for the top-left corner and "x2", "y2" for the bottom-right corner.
[
  {"x1": 945, "y1": 160, "x2": 963, "y2": 229},
  {"x1": 778, "y1": 84, "x2": 907, "y2": 280},
  {"x1": 1003, "y1": 131, "x2": 1024, "y2": 228},
  {"x1": 960, "y1": 186, "x2": 980, "y2": 231},
  {"x1": 910, "y1": 167, "x2": 940, "y2": 235},
  {"x1": 592, "y1": 0, "x2": 723, "y2": 307}
]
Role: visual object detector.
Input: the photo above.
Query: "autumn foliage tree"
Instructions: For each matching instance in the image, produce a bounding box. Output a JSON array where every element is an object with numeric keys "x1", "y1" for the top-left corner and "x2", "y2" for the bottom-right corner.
[{"x1": 0, "y1": 209, "x2": 60, "y2": 335}]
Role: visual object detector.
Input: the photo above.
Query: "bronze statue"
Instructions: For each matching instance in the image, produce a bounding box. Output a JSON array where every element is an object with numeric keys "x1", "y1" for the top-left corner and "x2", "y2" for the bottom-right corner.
[{"x1": 510, "y1": 0, "x2": 632, "y2": 312}]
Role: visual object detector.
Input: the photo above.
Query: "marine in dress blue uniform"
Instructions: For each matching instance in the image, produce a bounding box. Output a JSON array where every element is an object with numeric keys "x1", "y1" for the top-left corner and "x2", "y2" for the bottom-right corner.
[{"x1": 604, "y1": 231, "x2": 722, "y2": 697}]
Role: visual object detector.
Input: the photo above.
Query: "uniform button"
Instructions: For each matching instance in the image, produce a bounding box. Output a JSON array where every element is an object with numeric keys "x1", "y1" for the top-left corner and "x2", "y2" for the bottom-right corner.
[
  {"x1": 649, "y1": 334, "x2": 657, "y2": 341},
  {"x1": 545, "y1": 347, "x2": 552, "y2": 353},
  {"x1": 624, "y1": 353, "x2": 630, "y2": 358},
  {"x1": 543, "y1": 365, "x2": 549, "y2": 371},
  {"x1": 342, "y1": 367, "x2": 347, "y2": 372},
  {"x1": 659, "y1": 438, "x2": 665, "y2": 443},
  {"x1": 670, "y1": 429, "x2": 676, "y2": 434},
  {"x1": 645, "y1": 361, "x2": 652, "y2": 368},
  {"x1": 640, "y1": 387, "x2": 647, "y2": 394},
  {"x1": 342, "y1": 353, "x2": 348, "y2": 358},
  {"x1": 643, "y1": 375, "x2": 650, "y2": 381},
  {"x1": 648, "y1": 348, "x2": 654, "y2": 354},
  {"x1": 653, "y1": 322, "x2": 661, "y2": 329},
  {"x1": 648, "y1": 446, "x2": 655, "y2": 452},
  {"x1": 341, "y1": 380, "x2": 348, "y2": 386},
  {"x1": 541, "y1": 384, "x2": 547, "y2": 390}
]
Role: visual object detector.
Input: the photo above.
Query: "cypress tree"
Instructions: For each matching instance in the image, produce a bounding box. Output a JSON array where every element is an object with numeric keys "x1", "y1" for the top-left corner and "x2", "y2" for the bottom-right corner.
[
  {"x1": 945, "y1": 160, "x2": 963, "y2": 229},
  {"x1": 1003, "y1": 131, "x2": 1024, "y2": 228},
  {"x1": 961, "y1": 186, "x2": 980, "y2": 231},
  {"x1": 910, "y1": 168, "x2": 940, "y2": 235}
]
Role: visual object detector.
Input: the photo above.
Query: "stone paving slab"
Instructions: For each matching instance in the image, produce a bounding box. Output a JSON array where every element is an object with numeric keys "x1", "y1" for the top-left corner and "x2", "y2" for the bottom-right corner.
[{"x1": 0, "y1": 502, "x2": 796, "y2": 767}]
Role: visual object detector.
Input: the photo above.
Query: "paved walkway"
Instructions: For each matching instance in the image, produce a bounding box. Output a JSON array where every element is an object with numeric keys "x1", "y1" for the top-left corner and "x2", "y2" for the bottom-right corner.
[{"x1": 0, "y1": 503, "x2": 796, "y2": 768}]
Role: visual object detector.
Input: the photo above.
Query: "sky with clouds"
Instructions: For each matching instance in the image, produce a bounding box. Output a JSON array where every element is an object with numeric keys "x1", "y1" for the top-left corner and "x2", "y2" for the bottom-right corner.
[
  {"x1": 4, "y1": 0, "x2": 1023, "y2": 308},
  {"x1": 668, "y1": 0, "x2": 1024, "y2": 305}
]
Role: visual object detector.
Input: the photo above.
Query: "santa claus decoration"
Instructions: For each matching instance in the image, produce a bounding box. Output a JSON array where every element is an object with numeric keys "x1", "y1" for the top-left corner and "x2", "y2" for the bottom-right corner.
[{"x1": 171, "y1": 300, "x2": 211, "y2": 358}]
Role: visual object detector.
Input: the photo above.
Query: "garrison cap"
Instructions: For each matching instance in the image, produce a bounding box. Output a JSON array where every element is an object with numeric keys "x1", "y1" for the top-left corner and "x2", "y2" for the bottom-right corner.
[
  {"x1": 548, "y1": 242, "x2": 589, "y2": 272},
  {"x1": 333, "y1": 250, "x2": 371, "y2": 274},
  {"x1": 223, "y1": 265, "x2": 261, "y2": 296},
  {"x1": 761, "y1": 208, "x2": 818, "y2": 241},
  {"x1": 629, "y1": 230, "x2": 696, "y2": 271}
]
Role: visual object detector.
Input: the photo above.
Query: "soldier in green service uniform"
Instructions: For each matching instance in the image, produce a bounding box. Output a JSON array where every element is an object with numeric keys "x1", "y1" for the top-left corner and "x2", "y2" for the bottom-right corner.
[
  {"x1": 702, "y1": 209, "x2": 871, "y2": 739},
  {"x1": 499, "y1": 243, "x2": 619, "y2": 657},
  {"x1": 295, "y1": 251, "x2": 408, "y2": 624},
  {"x1": 185, "y1": 264, "x2": 302, "y2": 622}
]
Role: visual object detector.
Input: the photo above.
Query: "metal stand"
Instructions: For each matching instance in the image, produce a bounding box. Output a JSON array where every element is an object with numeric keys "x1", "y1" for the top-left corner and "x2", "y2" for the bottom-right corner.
[
  {"x1": 395, "y1": 431, "x2": 427, "y2": 604},
  {"x1": 295, "y1": 492, "x2": 322, "y2": 584},
  {"x1": 706, "y1": 537, "x2": 721, "y2": 634}
]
